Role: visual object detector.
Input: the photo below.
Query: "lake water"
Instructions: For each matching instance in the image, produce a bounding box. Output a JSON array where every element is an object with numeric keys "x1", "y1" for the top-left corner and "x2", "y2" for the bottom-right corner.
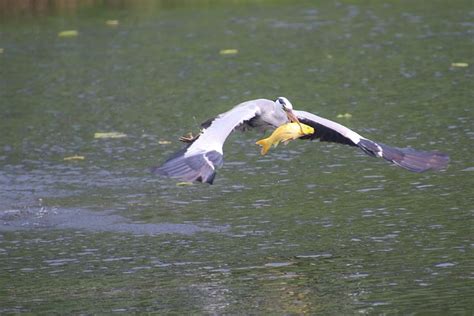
[{"x1": 1, "y1": 0, "x2": 473, "y2": 314}]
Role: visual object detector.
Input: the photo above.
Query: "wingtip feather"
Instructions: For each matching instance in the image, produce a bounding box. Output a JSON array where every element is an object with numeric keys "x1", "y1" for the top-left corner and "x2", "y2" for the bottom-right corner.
[{"x1": 358, "y1": 139, "x2": 449, "y2": 172}]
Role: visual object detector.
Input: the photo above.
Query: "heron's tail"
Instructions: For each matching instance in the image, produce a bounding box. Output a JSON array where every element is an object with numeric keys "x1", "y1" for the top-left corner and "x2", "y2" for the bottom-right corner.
[
  {"x1": 256, "y1": 138, "x2": 272, "y2": 155},
  {"x1": 357, "y1": 138, "x2": 449, "y2": 172}
]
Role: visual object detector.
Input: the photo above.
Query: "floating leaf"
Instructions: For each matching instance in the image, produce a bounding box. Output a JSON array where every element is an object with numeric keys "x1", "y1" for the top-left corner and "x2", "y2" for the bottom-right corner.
[
  {"x1": 0, "y1": 48, "x2": 4, "y2": 54},
  {"x1": 94, "y1": 132, "x2": 127, "y2": 139},
  {"x1": 58, "y1": 30, "x2": 79, "y2": 38},
  {"x1": 337, "y1": 113, "x2": 352, "y2": 119},
  {"x1": 158, "y1": 140, "x2": 172, "y2": 145},
  {"x1": 219, "y1": 49, "x2": 238, "y2": 55},
  {"x1": 176, "y1": 182, "x2": 193, "y2": 186},
  {"x1": 451, "y1": 62, "x2": 468, "y2": 68},
  {"x1": 106, "y1": 20, "x2": 119, "y2": 26},
  {"x1": 64, "y1": 155, "x2": 85, "y2": 161}
]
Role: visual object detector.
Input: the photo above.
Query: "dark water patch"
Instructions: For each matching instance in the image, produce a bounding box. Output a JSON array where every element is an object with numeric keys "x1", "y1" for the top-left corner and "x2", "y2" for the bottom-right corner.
[{"x1": 0, "y1": 208, "x2": 228, "y2": 235}]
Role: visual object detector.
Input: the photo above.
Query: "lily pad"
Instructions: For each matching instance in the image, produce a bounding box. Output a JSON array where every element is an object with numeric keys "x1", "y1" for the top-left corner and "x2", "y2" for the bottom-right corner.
[
  {"x1": 451, "y1": 62, "x2": 468, "y2": 67},
  {"x1": 176, "y1": 182, "x2": 193, "y2": 186},
  {"x1": 219, "y1": 49, "x2": 238, "y2": 55},
  {"x1": 94, "y1": 132, "x2": 127, "y2": 139},
  {"x1": 106, "y1": 20, "x2": 119, "y2": 26},
  {"x1": 64, "y1": 155, "x2": 85, "y2": 161},
  {"x1": 58, "y1": 30, "x2": 79, "y2": 38},
  {"x1": 337, "y1": 113, "x2": 352, "y2": 119}
]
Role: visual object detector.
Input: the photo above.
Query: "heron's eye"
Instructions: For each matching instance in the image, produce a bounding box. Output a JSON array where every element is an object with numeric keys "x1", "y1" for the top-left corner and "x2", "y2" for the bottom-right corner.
[{"x1": 278, "y1": 97, "x2": 286, "y2": 106}]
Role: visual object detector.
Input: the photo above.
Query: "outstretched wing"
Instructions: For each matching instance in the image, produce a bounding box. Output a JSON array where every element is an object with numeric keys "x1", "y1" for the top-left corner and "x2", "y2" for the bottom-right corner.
[
  {"x1": 153, "y1": 99, "x2": 275, "y2": 184},
  {"x1": 295, "y1": 110, "x2": 449, "y2": 172}
]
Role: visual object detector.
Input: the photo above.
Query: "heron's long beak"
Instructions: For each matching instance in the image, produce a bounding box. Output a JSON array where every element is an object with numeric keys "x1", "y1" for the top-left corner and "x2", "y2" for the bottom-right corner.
[
  {"x1": 286, "y1": 110, "x2": 300, "y2": 123},
  {"x1": 286, "y1": 110, "x2": 304, "y2": 133}
]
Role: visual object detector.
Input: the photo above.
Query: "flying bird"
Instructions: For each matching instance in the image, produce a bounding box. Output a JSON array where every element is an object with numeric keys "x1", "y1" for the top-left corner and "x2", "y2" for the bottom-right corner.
[{"x1": 152, "y1": 97, "x2": 449, "y2": 184}]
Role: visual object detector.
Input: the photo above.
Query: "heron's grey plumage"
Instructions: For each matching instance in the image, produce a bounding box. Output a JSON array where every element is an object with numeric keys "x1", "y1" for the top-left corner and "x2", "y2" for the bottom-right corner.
[
  {"x1": 153, "y1": 97, "x2": 449, "y2": 184},
  {"x1": 153, "y1": 99, "x2": 289, "y2": 184}
]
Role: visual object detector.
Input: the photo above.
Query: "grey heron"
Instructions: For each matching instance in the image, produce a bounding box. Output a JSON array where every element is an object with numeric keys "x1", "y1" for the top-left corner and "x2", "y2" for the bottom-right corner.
[{"x1": 152, "y1": 97, "x2": 449, "y2": 184}]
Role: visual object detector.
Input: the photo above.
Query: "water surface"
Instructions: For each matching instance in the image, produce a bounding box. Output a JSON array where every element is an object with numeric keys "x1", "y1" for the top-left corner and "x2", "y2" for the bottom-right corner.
[{"x1": 1, "y1": 0, "x2": 473, "y2": 314}]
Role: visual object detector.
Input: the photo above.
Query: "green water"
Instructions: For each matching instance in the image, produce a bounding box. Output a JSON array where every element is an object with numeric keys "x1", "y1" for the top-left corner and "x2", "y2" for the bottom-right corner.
[{"x1": 1, "y1": 0, "x2": 473, "y2": 314}]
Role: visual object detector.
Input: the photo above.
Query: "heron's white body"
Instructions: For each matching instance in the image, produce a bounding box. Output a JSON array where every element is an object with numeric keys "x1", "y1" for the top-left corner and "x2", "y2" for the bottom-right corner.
[{"x1": 186, "y1": 99, "x2": 287, "y2": 156}]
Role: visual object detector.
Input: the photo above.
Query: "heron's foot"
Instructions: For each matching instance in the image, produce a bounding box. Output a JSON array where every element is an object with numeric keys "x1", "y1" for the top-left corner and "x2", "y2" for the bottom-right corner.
[{"x1": 179, "y1": 132, "x2": 198, "y2": 143}]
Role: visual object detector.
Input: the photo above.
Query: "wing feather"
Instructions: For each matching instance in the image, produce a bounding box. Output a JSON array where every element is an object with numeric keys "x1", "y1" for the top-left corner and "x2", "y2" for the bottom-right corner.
[
  {"x1": 186, "y1": 101, "x2": 262, "y2": 155},
  {"x1": 153, "y1": 99, "x2": 274, "y2": 183},
  {"x1": 295, "y1": 110, "x2": 449, "y2": 172},
  {"x1": 295, "y1": 110, "x2": 361, "y2": 146}
]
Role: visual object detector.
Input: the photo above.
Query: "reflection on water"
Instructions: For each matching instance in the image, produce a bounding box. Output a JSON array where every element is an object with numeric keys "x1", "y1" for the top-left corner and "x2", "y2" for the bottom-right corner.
[{"x1": 1, "y1": 0, "x2": 473, "y2": 314}]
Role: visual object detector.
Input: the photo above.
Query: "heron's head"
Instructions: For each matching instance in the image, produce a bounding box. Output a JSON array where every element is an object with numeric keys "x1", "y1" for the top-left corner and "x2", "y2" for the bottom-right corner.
[
  {"x1": 276, "y1": 97, "x2": 300, "y2": 123},
  {"x1": 276, "y1": 97, "x2": 293, "y2": 111}
]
